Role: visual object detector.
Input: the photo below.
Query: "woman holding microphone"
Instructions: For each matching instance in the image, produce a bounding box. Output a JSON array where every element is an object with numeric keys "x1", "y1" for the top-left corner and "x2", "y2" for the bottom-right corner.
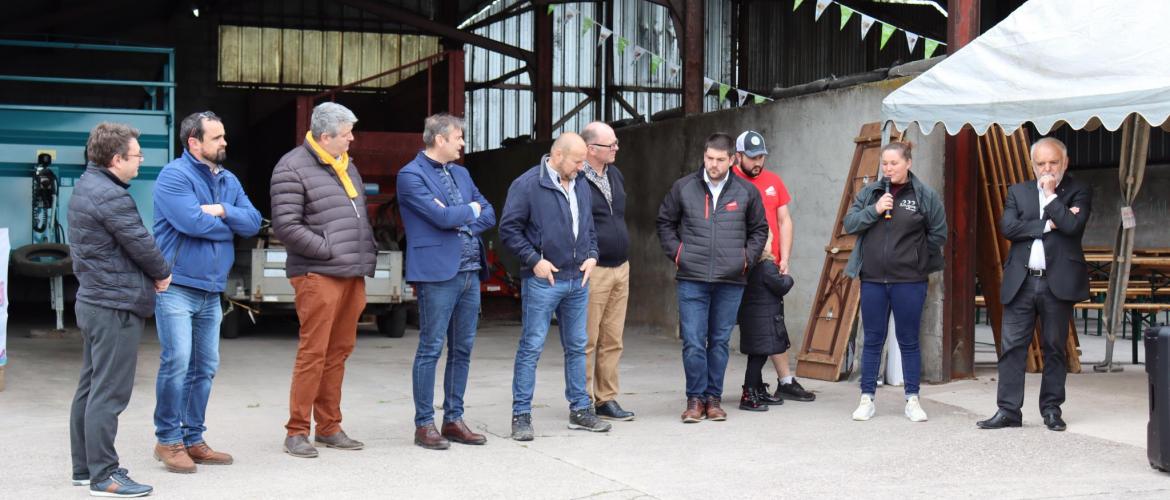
[{"x1": 842, "y1": 141, "x2": 947, "y2": 422}]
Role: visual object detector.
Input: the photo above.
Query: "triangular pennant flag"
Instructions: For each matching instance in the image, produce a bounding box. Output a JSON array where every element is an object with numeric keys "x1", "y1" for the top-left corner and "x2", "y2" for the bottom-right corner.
[
  {"x1": 860, "y1": 14, "x2": 875, "y2": 40},
  {"x1": 650, "y1": 55, "x2": 662, "y2": 76},
  {"x1": 814, "y1": 0, "x2": 831, "y2": 22},
  {"x1": 839, "y1": 5, "x2": 853, "y2": 30},
  {"x1": 737, "y1": 89, "x2": 750, "y2": 106},
  {"x1": 924, "y1": 38, "x2": 940, "y2": 59},
  {"x1": 793, "y1": 0, "x2": 804, "y2": 11},
  {"x1": 597, "y1": 27, "x2": 612, "y2": 46},
  {"x1": 905, "y1": 31, "x2": 920, "y2": 53},
  {"x1": 565, "y1": 6, "x2": 577, "y2": 21},
  {"x1": 617, "y1": 37, "x2": 629, "y2": 54},
  {"x1": 703, "y1": 77, "x2": 715, "y2": 95},
  {"x1": 753, "y1": 95, "x2": 767, "y2": 105},
  {"x1": 879, "y1": 23, "x2": 895, "y2": 50},
  {"x1": 581, "y1": 17, "x2": 595, "y2": 36},
  {"x1": 718, "y1": 83, "x2": 731, "y2": 102},
  {"x1": 547, "y1": 4, "x2": 554, "y2": 15},
  {"x1": 632, "y1": 46, "x2": 646, "y2": 62}
]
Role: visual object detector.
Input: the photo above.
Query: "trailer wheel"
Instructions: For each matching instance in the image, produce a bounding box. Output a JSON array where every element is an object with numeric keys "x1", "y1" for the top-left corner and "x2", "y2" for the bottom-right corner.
[
  {"x1": 12, "y1": 243, "x2": 73, "y2": 278},
  {"x1": 377, "y1": 305, "x2": 408, "y2": 338},
  {"x1": 221, "y1": 309, "x2": 248, "y2": 339}
]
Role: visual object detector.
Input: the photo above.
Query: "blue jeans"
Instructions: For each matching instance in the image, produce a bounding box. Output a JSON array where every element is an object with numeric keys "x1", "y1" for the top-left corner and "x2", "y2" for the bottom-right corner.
[
  {"x1": 153, "y1": 285, "x2": 222, "y2": 446},
  {"x1": 859, "y1": 281, "x2": 927, "y2": 397},
  {"x1": 512, "y1": 276, "x2": 591, "y2": 415},
  {"x1": 677, "y1": 280, "x2": 745, "y2": 399},
  {"x1": 412, "y1": 271, "x2": 481, "y2": 427}
]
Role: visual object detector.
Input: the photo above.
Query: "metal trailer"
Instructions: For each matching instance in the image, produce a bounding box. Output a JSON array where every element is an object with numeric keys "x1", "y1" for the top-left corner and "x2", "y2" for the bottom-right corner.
[
  {"x1": 222, "y1": 246, "x2": 415, "y2": 338},
  {"x1": 0, "y1": 40, "x2": 174, "y2": 330}
]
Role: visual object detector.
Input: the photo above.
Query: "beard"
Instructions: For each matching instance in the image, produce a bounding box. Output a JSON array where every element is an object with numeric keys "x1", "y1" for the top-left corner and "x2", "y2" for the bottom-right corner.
[{"x1": 207, "y1": 148, "x2": 227, "y2": 164}]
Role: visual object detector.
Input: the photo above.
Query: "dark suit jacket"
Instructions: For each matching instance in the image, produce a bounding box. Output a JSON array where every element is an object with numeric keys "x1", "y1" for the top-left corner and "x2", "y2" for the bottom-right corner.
[{"x1": 999, "y1": 174, "x2": 1092, "y2": 304}]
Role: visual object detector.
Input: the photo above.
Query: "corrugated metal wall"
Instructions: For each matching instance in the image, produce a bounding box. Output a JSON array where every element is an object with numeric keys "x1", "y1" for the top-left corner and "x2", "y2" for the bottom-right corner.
[
  {"x1": 739, "y1": 1, "x2": 922, "y2": 92},
  {"x1": 464, "y1": 0, "x2": 733, "y2": 152}
]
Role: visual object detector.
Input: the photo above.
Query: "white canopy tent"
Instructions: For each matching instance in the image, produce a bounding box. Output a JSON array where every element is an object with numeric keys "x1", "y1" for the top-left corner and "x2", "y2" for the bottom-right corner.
[{"x1": 881, "y1": 0, "x2": 1170, "y2": 371}]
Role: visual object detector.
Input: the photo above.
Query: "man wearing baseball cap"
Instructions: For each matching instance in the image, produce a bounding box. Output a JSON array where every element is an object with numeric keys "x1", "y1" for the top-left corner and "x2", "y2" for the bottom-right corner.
[{"x1": 732, "y1": 130, "x2": 816, "y2": 404}]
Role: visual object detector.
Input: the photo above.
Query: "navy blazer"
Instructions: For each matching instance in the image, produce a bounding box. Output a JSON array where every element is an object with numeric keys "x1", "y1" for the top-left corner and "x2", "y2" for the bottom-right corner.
[
  {"x1": 499, "y1": 161, "x2": 599, "y2": 281},
  {"x1": 397, "y1": 151, "x2": 496, "y2": 283}
]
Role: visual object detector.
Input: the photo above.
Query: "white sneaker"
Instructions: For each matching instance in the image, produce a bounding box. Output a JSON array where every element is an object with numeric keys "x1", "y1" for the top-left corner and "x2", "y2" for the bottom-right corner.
[
  {"x1": 852, "y1": 395, "x2": 875, "y2": 421},
  {"x1": 905, "y1": 395, "x2": 928, "y2": 422}
]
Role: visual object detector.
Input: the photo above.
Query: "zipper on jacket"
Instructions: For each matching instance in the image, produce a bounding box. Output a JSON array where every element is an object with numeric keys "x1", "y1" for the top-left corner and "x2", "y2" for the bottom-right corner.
[{"x1": 707, "y1": 192, "x2": 716, "y2": 281}]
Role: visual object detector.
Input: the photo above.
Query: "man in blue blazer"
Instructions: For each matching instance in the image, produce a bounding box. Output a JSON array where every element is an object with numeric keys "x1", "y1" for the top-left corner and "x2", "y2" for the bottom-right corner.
[{"x1": 397, "y1": 113, "x2": 496, "y2": 450}]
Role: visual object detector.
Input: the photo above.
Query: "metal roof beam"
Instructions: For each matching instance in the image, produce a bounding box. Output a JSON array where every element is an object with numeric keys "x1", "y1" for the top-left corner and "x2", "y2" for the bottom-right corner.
[{"x1": 334, "y1": 0, "x2": 533, "y2": 64}]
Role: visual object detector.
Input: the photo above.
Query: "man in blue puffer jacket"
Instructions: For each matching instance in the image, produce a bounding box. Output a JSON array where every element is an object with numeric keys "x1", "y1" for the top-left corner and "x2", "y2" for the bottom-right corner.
[{"x1": 150, "y1": 111, "x2": 261, "y2": 473}]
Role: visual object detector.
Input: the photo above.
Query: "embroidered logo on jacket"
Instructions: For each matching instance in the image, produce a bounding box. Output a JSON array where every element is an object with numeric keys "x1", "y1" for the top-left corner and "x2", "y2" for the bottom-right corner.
[
  {"x1": 899, "y1": 199, "x2": 918, "y2": 213},
  {"x1": 726, "y1": 200, "x2": 739, "y2": 211}
]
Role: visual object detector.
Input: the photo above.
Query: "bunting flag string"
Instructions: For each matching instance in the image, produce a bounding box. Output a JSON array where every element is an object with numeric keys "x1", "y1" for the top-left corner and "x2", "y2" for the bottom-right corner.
[
  {"x1": 905, "y1": 31, "x2": 920, "y2": 53},
  {"x1": 814, "y1": 0, "x2": 831, "y2": 22},
  {"x1": 795, "y1": 0, "x2": 947, "y2": 56},
  {"x1": 546, "y1": 4, "x2": 775, "y2": 106},
  {"x1": 879, "y1": 22, "x2": 895, "y2": 50}
]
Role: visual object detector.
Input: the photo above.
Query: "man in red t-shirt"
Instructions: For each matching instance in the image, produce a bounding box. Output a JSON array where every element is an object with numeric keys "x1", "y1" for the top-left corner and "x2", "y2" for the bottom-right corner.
[{"x1": 733, "y1": 130, "x2": 816, "y2": 403}]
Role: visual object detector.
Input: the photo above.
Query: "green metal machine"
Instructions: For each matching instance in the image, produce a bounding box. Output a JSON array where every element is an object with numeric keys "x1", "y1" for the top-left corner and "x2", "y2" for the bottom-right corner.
[{"x1": 0, "y1": 40, "x2": 174, "y2": 329}]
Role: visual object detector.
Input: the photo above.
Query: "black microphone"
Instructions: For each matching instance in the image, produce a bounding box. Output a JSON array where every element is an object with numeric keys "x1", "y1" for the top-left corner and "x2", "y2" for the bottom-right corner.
[{"x1": 880, "y1": 176, "x2": 892, "y2": 220}]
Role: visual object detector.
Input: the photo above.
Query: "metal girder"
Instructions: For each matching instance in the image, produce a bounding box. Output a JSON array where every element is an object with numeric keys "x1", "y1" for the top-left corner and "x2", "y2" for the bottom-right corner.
[
  {"x1": 533, "y1": 0, "x2": 554, "y2": 140},
  {"x1": 682, "y1": 0, "x2": 704, "y2": 115},
  {"x1": 467, "y1": 66, "x2": 529, "y2": 92},
  {"x1": 552, "y1": 95, "x2": 596, "y2": 131},
  {"x1": 462, "y1": 2, "x2": 534, "y2": 32},
  {"x1": 943, "y1": 0, "x2": 980, "y2": 381},
  {"x1": 334, "y1": 0, "x2": 533, "y2": 64}
]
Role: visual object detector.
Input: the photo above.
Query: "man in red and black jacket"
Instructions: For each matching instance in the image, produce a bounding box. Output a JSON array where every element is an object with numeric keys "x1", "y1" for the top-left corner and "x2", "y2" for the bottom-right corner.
[{"x1": 656, "y1": 133, "x2": 768, "y2": 424}]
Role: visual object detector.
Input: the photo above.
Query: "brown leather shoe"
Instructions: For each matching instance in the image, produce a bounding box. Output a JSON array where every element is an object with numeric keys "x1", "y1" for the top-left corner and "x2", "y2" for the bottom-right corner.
[
  {"x1": 153, "y1": 442, "x2": 196, "y2": 473},
  {"x1": 414, "y1": 425, "x2": 450, "y2": 450},
  {"x1": 441, "y1": 420, "x2": 487, "y2": 445},
  {"x1": 187, "y1": 442, "x2": 234, "y2": 465},
  {"x1": 705, "y1": 396, "x2": 727, "y2": 421},
  {"x1": 681, "y1": 397, "x2": 706, "y2": 423}
]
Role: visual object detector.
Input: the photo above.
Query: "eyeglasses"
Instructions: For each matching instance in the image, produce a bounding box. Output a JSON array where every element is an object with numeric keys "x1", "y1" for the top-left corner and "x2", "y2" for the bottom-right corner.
[
  {"x1": 125, "y1": 153, "x2": 145, "y2": 161},
  {"x1": 589, "y1": 141, "x2": 619, "y2": 150}
]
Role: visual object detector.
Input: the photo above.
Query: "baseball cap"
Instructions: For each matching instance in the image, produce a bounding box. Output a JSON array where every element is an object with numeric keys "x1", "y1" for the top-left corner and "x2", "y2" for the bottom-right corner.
[{"x1": 735, "y1": 131, "x2": 768, "y2": 157}]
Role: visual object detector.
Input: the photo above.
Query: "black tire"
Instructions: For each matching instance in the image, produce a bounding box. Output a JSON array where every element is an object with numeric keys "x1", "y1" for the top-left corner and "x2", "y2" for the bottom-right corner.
[
  {"x1": 377, "y1": 305, "x2": 408, "y2": 338},
  {"x1": 12, "y1": 243, "x2": 72, "y2": 278},
  {"x1": 221, "y1": 310, "x2": 247, "y2": 339}
]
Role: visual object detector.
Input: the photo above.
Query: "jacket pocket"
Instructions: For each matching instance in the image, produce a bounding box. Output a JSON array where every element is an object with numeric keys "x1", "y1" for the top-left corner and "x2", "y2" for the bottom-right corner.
[
  {"x1": 674, "y1": 243, "x2": 683, "y2": 268},
  {"x1": 411, "y1": 237, "x2": 441, "y2": 249}
]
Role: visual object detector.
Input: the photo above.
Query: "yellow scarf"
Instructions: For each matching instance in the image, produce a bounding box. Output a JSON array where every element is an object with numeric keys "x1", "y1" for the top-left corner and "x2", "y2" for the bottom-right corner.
[{"x1": 304, "y1": 131, "x2": 357, "y2": 199}]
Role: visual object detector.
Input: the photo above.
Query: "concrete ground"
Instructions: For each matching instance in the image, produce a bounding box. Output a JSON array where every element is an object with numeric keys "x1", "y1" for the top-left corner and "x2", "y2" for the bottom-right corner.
[{"x1": 2, "y1": 312, "x2": 1168, "y2": 499}]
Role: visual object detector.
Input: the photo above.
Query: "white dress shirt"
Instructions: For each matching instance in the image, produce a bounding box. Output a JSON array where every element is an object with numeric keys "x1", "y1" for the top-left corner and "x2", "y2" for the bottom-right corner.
[
  {"x1": 1027, "y1": 184, "x2": 1058, "y2": 270},
  {"x1": 703, "y1": 169, "x2": 728, "y2": 208}
]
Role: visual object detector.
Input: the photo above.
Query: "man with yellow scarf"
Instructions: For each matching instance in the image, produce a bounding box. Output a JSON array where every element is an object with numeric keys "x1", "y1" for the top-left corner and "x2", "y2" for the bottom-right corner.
[{"x1": 271, "y1": 102, "x2": 377, "y2": 458}]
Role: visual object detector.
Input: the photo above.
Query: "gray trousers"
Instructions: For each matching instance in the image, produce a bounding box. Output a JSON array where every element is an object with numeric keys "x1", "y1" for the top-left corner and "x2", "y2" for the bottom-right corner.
[{"x1": 70, "y1": 301, "x2": 144, "y2": 482}]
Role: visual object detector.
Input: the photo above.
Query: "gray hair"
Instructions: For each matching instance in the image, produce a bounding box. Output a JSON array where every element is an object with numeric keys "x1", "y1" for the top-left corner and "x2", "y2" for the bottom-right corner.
[
  {"x1": 422, "y1": 113, "x2": 465, "y2": 147},
  {"x1": 310, "y1": 102, "x2": 358, "y2": 139},
  {"x1": 1030, "y1": 137, "x2": 1067, "y2": 159}
]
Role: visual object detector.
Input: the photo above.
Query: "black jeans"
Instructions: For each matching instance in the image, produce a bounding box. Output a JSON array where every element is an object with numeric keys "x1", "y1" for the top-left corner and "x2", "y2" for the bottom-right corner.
[
  {"x1": 70, "y1": 301, "x2": 144, "y2": 482},
  {"x1": 997, "y1": 275, "x2": 1074, "y2": 419}
]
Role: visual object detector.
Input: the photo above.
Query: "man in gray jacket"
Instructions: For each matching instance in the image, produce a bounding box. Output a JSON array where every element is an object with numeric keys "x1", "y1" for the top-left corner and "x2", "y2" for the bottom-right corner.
[
  {"x1": 271, "y1": 102, "x2": 377, "y2": 458},
  {"x1": 69, "y1": 121, "x2": 172, "y2": 497}
]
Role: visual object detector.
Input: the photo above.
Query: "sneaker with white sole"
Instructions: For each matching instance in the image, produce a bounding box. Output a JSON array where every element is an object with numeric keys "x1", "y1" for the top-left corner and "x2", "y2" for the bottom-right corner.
[
  {"x1": 852, "y1": 394, "x2": 876, "y2": 421},
  {"x1": 905, "y1": 395, "x2": 929, "y2": 422}
]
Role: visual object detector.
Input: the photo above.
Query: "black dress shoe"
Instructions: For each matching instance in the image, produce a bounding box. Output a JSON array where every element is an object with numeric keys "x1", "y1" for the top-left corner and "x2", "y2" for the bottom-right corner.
[
  {"x1": 976, "y1": 410, "x2": 1022, "y2": 429},
  {"x1": 1042, "y1": 412, "x2": 1067, "y2": 432},
  {"x1": 595, "y1": 400, "x2": 635, "y2": 421},
  {"x1": 756, "y1": 384, "x2": 784, "y2": 405}
]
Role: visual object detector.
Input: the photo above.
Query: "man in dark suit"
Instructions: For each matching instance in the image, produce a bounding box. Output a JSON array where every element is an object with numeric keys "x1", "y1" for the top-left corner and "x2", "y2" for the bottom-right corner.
[
  {"x1": 398, "y1": 113, "x2": 495, "y2": 450},
  {"x1": 977, "y1": 137, "x2": 1091, "y2": 432}
]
